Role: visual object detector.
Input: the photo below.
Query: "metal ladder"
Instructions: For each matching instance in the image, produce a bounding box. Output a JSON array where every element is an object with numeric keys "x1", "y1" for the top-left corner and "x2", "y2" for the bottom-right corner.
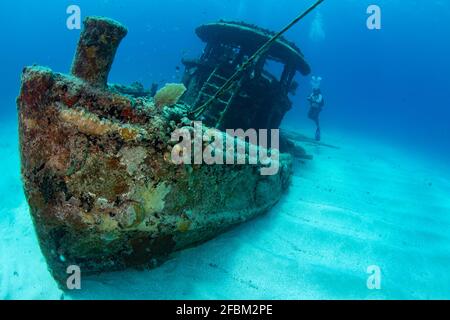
[{"x1": 194, "y1": 67, "x2": 239, "y2": 125}]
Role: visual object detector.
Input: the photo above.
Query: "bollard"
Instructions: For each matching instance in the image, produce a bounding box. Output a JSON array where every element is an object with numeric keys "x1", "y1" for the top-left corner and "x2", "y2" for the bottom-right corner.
[{"x1": 71, "y1": 16, "x2": 128, "y2": 87}]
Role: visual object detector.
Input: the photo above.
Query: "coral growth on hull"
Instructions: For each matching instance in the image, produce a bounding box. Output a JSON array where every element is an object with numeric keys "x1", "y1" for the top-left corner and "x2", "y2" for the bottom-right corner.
[{"x1": 17, "y1": 17, "x2": 293, "y2": 287}]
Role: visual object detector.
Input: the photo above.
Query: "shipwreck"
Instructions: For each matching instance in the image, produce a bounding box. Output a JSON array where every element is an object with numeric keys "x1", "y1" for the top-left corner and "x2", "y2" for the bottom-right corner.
[{"x1": 17, "y1": 11, "x2": 317, "y2": 286}]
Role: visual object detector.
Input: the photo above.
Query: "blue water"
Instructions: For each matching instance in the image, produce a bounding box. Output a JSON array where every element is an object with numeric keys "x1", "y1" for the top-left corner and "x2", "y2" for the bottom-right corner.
[{"x1": 1, "y1": 0, "x2": 449, "y2": 299}]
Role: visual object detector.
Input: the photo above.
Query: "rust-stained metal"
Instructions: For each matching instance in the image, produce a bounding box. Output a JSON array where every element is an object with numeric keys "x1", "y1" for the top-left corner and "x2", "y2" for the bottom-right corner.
[{"x1": 17, "y1": 17, "x2": 294, "y2": 287}]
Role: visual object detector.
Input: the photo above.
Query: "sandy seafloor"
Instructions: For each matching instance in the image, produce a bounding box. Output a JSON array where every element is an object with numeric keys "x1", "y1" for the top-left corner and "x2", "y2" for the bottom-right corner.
[{"x1": 1, "y1": 118, "x2": 449, "y2": 300}]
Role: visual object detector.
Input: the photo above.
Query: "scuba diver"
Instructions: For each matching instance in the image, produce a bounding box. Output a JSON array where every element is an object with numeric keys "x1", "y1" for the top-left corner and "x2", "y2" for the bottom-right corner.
[{"x1": 307, "y1": 76, "x2": 325, "y2": 141}]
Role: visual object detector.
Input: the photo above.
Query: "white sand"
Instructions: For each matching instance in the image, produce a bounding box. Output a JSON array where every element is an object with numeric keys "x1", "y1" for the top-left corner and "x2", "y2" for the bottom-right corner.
[{"x1": 1, "y1": 121, "x2": 449, "y2": 300}]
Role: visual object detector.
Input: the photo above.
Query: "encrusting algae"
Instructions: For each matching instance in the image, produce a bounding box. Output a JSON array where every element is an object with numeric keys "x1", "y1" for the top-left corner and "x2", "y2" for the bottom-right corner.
[
  {"x1": 60, "y1": 107, "x2": 147, "y2": 141},
  {"x1": 17, "y1": 16, "x2": 294, "y2": 287}
]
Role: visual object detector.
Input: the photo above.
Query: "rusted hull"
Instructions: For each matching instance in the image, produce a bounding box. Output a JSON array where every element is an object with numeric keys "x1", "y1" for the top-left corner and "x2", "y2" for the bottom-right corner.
[{"x1": 17, "y1": 66, "x2": 292, "y2": 286}]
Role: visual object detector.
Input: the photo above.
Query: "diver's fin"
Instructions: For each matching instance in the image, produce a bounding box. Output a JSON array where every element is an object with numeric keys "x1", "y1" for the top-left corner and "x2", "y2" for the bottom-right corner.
[{"x1": 315, "y1": 128, "x2": 321, "y2": 141}]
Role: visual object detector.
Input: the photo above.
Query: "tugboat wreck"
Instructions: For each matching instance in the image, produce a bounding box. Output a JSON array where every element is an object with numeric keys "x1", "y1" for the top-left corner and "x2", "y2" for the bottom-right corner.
[{"x1": 17, "y1": 16, "x2": 313, "y2": 286}]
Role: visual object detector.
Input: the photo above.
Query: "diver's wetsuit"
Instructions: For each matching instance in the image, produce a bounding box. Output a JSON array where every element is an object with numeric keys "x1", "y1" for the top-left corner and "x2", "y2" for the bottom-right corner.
[{"x1": 307, "y1": 90, "x2": 325, "y2": 141}]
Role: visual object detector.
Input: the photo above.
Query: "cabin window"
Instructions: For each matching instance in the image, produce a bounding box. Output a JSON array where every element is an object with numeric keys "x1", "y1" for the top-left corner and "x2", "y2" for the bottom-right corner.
[{"x1": 264, "y1": 59, "x2": 285, "y2": 82}]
